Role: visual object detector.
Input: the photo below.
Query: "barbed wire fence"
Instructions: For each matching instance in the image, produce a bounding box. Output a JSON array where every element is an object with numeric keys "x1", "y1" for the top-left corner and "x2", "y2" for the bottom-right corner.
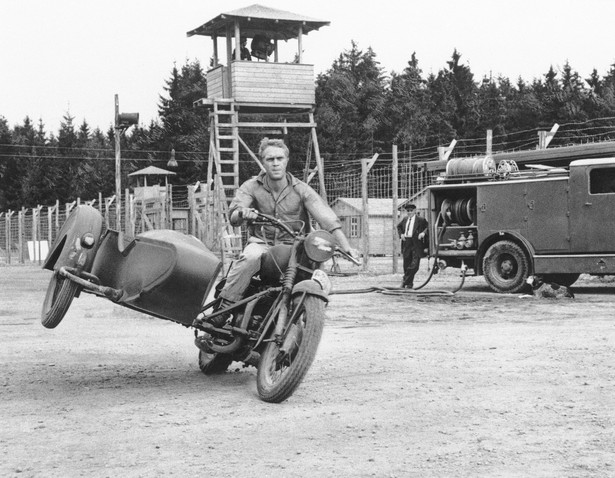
[
  {"x1": 3, "y1": 120, "x2": 615, "y2": 272},
  {"x1": 0, "y1": 150, "x2": 429, "y2": 272}
]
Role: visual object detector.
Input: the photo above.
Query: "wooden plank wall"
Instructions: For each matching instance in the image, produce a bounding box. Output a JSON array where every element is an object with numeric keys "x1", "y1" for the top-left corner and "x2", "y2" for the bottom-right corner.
[
  {"x1": 231, "y1": 62, "x2": 315, "y2": 104},
  {"x1": 206, "y1": 66, "x2": 227, "y2": 99}
]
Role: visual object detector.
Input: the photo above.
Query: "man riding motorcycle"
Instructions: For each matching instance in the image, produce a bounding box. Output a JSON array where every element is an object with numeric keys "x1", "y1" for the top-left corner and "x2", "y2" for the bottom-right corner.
[{"x1": 211, "y1": 137, "x2": 358, "y2": 326}]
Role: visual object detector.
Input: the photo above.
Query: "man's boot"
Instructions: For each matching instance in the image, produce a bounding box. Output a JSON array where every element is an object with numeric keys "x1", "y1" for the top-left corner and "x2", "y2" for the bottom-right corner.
[
  {"x1": 193, "y1": 298, "x2": 233, "y2": 329},
  {"x1": 208, "y1": 298, "x2": 234, "y2": 328}
]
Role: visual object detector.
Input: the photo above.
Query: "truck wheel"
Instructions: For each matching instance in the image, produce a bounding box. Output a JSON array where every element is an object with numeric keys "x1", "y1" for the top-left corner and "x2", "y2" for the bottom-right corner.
[
  {"x1": 482, "y1": 240, "x2": 530, "y2": 293},
  {"x1": 541, "y1": 273, "x2": 580, "y2": 287}
]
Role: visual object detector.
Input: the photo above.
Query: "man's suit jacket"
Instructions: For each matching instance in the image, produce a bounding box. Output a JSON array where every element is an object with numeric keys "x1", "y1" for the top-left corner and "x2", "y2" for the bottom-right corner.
[{"x1": 397, "y1": 215, "x2": 428, "y2": 257}]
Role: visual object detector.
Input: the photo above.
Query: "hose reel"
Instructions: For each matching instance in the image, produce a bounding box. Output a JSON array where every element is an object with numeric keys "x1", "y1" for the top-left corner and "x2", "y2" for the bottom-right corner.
[{"x1": 440, "y1": 197, "x2": 476, "y2": 226}]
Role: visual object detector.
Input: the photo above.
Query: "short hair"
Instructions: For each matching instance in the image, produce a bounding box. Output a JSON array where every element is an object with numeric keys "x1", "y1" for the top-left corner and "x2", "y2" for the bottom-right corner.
[{"x1": 259, "y1": 137, "x2": 289, "y2": 160}]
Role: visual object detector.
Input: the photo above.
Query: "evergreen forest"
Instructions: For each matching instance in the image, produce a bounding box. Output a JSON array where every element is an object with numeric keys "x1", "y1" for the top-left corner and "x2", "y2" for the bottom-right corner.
[{"x1": 2, "y1": 42, "x2": 615, "y2": 211}]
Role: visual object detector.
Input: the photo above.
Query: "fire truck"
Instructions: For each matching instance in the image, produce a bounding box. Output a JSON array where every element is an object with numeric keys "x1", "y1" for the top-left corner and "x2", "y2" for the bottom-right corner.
[{"x1": 428, "y1": 157, "x2": 615, "y2": 292}]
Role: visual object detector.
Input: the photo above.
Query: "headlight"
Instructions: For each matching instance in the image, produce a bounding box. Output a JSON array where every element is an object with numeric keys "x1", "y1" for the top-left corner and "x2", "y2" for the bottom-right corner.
[
  {"x1": 80, "y1": 232, "x2": 96, "y2": 248},
  {"x1": 304, "y1": 230, "x2": 336, "y2": 263}
]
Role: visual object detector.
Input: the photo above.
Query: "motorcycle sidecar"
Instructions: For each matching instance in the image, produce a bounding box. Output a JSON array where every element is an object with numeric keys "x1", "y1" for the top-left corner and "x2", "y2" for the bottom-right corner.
[{"x1": 90, "y1": 229, "x2": 222, "y2": 326}]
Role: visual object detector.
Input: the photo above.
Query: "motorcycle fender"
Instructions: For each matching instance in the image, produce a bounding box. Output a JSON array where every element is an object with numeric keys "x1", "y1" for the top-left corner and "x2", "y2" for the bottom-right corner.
[
  {"x1": 291, "y1": 279, "x2": 329, "y2": 303},
  {"x1": 43, "y1": 205, "x2": 103, "y2": 272}
]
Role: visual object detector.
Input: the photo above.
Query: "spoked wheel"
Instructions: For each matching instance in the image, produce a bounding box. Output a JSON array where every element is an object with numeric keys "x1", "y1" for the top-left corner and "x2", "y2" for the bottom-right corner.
[
  {"x1": 256, "y1": 296, "x2": 326, "y2": 403},
  {"x1": 41, "y1": 272, "x2": 79, "y2": 329},
  {"x1": 198, "y1": 349, "x2": 234, "y2": 375}
]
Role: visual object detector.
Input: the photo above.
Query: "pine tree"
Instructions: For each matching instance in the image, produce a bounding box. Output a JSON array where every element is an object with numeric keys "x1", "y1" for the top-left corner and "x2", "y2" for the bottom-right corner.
[
  {"x1": 156, "y1": 60, "x2": 209, "y2": 184},
  {"x1": 383, "y1": 53, "x2": 432, "y2": 148},
  {"x1": 315, "y1": 41, "x2": 387, "y2": 161},
  {"x1": 0, "y1": 116, "x2": 16, "y2": 210}
]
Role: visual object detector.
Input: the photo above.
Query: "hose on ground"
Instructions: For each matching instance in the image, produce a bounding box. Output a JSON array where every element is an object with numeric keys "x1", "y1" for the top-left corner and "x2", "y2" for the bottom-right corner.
[{"x1": 330, "y1": 211, "x2": 467, "y2": 297}]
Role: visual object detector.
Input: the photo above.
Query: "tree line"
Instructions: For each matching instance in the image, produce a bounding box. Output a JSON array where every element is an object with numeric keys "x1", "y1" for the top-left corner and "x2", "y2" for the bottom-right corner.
[{"x1": 2, "y1": 42, "x2": 615, "y2": 211}]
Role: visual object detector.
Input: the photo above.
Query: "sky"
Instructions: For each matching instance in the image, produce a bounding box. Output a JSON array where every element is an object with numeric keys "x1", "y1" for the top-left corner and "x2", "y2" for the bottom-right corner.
[{"x1": 2, "y1": 0, "x2": 615, "y2": 135}]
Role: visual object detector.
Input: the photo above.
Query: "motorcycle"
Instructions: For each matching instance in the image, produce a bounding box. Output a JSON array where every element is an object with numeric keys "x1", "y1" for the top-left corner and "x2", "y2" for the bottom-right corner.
[{"x1": 41, "y1": 205, "x2": 359, "y2": 403}]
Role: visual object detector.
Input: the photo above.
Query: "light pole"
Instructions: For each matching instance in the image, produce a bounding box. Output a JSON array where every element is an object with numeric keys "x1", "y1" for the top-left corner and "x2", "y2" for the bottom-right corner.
[{"x1": 114, "y1": 94, "x2": 139, "y2": 230}]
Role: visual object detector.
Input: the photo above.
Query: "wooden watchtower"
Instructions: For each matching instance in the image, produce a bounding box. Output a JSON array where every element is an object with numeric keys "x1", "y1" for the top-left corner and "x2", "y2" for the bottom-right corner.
[{"x1": 187, "y1": 4, "x2": 330, "y2": 260}]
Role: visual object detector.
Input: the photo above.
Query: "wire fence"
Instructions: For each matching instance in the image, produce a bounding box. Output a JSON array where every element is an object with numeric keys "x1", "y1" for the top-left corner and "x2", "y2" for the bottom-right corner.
[
  {"x1": 4, "y1": 129, "x2": 615, "y2": 270},
  {"x1": 0, "y1": 158, "x2": 432, "y2": 269}
]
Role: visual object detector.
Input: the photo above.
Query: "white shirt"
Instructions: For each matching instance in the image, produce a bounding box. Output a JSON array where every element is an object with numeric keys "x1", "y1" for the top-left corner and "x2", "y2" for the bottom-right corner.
[{"x1": 405, "y1": 216, "x2": 415, "y2": 237}]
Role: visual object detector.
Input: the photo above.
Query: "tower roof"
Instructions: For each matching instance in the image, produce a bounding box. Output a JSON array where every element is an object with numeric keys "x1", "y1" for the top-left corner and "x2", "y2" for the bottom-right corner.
[
  {"x1": 187, "y1": 4, "x2": 330, "y2": 40},
  {"x1": 128, "y1": 166, "x2": 176, "y2": 177}
]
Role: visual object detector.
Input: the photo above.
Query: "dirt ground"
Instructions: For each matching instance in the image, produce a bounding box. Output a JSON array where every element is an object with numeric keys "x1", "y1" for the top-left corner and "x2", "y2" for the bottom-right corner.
[{"x1": 0, "y1": 263, "x2": 614, "y2": 478}]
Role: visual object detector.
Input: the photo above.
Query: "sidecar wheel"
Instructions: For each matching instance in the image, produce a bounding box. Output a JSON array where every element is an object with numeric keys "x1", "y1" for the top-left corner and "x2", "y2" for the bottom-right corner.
[
  {"x1": 256, "y1": 296, "x2": 326, "y2": 403},
  {"x1": 41, "y1": 273, "x2": 79, "y2": 329},
  {"x1": 198, "y1": 350, "x2": 234, "y2": 375}
]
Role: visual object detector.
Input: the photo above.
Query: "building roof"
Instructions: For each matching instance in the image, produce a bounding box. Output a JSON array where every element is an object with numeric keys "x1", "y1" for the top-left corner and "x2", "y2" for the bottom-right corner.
[
  {"x1": 332, "y1": 198, "x2": 408, "y2": 216},
  {"x1": 187, "y1": 4, "x2": 330, "y2": 40},
  {"x1": 128, "y1": 166, "x2": 176, "y2": 177}
]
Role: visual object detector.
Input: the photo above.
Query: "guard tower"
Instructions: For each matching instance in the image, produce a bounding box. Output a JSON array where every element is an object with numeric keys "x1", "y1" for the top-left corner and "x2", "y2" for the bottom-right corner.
[{"x1": 187, "y1": 4, "x2": 330, "y2": 261}]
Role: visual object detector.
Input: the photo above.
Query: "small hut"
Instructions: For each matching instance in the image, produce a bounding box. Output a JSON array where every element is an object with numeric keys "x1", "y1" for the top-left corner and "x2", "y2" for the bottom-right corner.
[
  {"x1": 128, "y1": 166, "x2": 176, "y2": 201},
  {"x1": 331, "y1": 198, "x2": 408, "y2": 256}
]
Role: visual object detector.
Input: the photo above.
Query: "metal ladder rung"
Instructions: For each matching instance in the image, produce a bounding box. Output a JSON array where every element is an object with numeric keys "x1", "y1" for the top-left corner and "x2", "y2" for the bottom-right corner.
[{"x1": 218, "y1": 147, "x2": 237, "y2": 152}]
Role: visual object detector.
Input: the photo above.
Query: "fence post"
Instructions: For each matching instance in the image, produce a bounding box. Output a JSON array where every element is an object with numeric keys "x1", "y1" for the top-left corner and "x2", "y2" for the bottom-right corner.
[
  {"x1": 392, "y1": 145, "x2": 399, "y2": 274},
  {"x1": 65, "y1": 201, "x2": 76, "y2": 219},
  {"x1": 19, "y1": 208, "x2": 25, "y2": 263},
  {"x1": 0, "y1": 213, "x2": 4, "y2": 264},
  {"x1": 33, "y1": 206, "x2": 43, "y2": 264},
  {"x1": 129, "y1": 194, "x2": 136, "y2": 235},
  {"x1": 168, "y1": 183, "x2": 173, "y2": 230},
  {"x1": 55, "y1": 200, "x2": 60, "y2": 238},
  {"x1": 188, "y1": 184, "x2": 197, "y2": 238},
  {"x1": 408, "y1": 146, "x2": 413, "y2": 198},
  {"x1": 104, "y1": 196, "x2": 115, "y2": 228},
  {"x1": 5, "y1": 211, "x2": 11, "y2": 265},
  {"x1": 47, "y1": 206, "x2": 54, "y2": 249},
  {"x1": 125, "y1": 187, "x2": 130, "y2": 233},
  {"x1": 361, "y1": 157, "x2": 369, "y2": 271}
]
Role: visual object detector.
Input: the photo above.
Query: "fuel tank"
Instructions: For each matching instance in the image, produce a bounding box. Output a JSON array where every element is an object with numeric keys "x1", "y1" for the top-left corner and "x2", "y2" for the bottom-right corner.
[
  {"x1": 91, "y1": 229, "x2": 221, "y2": 325},
  {"x1": 259, "y1": 244, "x2": 291, "y2": 284}
]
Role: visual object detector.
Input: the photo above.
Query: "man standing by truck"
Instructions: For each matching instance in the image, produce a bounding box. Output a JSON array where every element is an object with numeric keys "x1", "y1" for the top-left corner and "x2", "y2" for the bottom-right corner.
[{"x1": 397, "y1": 203, "x2": 428, "y2": 289}]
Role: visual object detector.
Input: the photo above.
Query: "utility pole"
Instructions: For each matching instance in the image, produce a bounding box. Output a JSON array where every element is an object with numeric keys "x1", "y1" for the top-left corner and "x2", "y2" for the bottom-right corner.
[{"x1": 114, "y1": 94, "x2": 139, "y2": 230}]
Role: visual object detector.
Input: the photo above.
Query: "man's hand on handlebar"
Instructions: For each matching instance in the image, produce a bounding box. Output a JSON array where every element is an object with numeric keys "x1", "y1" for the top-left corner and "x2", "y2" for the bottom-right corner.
[
  {"x1": 232, "y1": 207, "x2": 259, "y2": 224},
  {"x1": 337, "y1": 247, "x2": 362, "y2": 266}
]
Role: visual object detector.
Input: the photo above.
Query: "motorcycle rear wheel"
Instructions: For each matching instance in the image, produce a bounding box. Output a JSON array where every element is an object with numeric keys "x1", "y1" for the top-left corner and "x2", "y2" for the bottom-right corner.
[
  {"x1": 256, "y1": 296, "x2": 325, "y2": 403},
  {"x1": 198, "y1": 350, "x2": 234, "y2": 375},
  {"x1": 41, "y1": 273, "x2": 79, "y2": 329}
]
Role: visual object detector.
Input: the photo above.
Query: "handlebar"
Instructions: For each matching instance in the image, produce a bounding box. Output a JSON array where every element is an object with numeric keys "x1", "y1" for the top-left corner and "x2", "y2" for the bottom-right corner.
[
  {"x1": 335, "y1": 247, "x2": 362, "y2": 266},
  {"x1": 239, "y1": 208, "x2": 362, "y2": 266},
  {"x1": 238, "y1": 208, "x2": 297, "y2": 237}
]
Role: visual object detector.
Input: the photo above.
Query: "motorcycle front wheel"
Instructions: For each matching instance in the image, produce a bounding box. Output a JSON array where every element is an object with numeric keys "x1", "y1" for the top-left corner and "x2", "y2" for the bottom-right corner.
[
  {"x1": 256, "y1": 296, "x2": 326, "y2": 403},
  {"x1": 41, "y1": 273, "x2": 79, "y2": 329}
]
